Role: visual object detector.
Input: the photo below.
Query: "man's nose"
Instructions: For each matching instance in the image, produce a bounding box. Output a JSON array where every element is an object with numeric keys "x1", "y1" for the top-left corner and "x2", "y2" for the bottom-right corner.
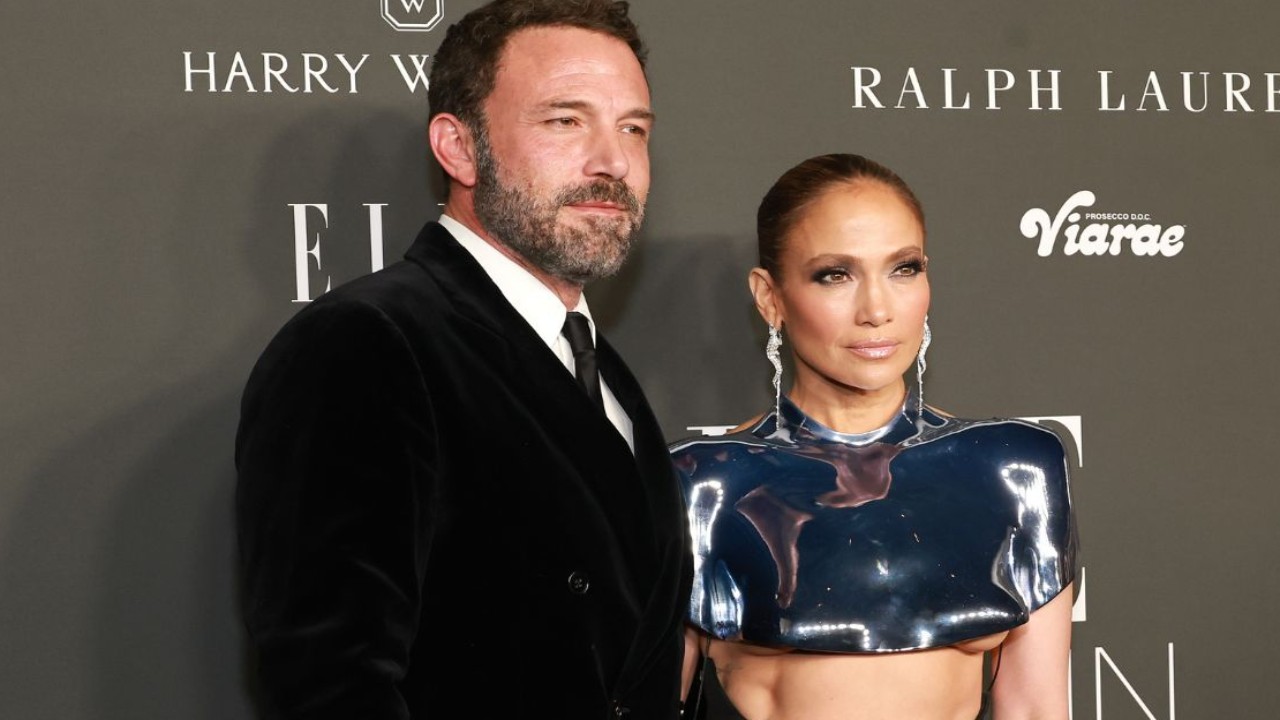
[{"x1": 583, "y1": 128, "x2": 630, "y2": 180}]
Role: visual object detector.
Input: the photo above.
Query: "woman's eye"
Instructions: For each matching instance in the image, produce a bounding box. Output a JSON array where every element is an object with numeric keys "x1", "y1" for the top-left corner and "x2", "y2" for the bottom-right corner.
[
  {"x1": 893, "y1": 260, "x2": 926, "y2": 277},
  {"x1": 813, "y1": 268, "x2": 850, "y2": 284}
]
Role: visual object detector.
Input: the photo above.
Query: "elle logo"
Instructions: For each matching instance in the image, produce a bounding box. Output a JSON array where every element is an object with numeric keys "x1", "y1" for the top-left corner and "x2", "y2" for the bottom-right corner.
[
  {"x1": 290, "y1": 203, "x2": 389, "y2": 303},
  {"x1": 1019, "y1": 191, "x2": 1185, "y2": 258}
]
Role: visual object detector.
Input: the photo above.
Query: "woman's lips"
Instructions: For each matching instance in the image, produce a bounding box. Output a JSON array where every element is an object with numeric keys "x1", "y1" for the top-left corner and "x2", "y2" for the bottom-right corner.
[{"x1": 847, "y1": 340, "x2": 900, "y2": 360}]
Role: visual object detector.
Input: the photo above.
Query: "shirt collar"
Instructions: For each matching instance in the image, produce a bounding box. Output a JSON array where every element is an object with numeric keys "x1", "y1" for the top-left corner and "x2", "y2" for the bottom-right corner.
[{"x1": 439, "y1": 214, "x2": 595, "y2": 347}]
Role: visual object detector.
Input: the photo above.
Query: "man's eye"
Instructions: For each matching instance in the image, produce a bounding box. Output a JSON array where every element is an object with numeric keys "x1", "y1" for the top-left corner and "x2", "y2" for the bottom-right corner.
[{"x1": 621, "y1": 124, "x2": 649, "y2": 137}]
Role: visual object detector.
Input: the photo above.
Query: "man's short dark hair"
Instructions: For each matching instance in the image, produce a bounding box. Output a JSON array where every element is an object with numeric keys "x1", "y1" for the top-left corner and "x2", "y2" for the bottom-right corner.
[{"x1": 428, "y1": 0, "x2": 647, "y2": 131}]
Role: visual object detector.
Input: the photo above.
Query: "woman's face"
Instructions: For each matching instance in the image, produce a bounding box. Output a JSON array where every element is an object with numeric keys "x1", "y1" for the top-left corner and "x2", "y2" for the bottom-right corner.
[{"x1": 751, "y1": 181, "x2": 930, "y2": 399}]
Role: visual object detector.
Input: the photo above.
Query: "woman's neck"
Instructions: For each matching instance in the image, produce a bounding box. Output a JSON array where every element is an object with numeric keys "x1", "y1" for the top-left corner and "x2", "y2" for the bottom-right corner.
[{"x1": 787, "y1": 378, "x2": 908, "y2": 435}]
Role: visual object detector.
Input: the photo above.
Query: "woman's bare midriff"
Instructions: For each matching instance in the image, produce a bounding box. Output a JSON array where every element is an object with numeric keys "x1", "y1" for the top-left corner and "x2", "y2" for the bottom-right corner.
[{"x1": 705, "y1": 630, "x2": 1008, "y2": 720}]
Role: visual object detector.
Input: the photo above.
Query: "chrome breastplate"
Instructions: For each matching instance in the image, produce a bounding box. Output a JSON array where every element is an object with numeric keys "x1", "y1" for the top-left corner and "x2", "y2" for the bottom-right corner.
[{"x1": 671, "y1": 398, "x2": 1077, "y2": 653}]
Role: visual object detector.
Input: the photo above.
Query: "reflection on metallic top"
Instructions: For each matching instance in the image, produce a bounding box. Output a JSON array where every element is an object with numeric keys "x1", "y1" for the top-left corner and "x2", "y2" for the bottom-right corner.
[{"x1": 670, "y1": 395, "x2": 1077, "y2": 653}]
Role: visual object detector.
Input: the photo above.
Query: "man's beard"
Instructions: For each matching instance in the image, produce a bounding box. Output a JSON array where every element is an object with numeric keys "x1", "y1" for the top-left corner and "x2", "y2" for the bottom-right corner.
[{"x1": 471, "y1": 129, "x2": 645, "y2": 285}]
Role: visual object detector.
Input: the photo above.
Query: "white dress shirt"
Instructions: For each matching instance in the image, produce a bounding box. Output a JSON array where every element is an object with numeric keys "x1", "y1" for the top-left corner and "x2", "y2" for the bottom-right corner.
[{"x1": 440, "y1": 215, "x2": 635, "y2": 451}]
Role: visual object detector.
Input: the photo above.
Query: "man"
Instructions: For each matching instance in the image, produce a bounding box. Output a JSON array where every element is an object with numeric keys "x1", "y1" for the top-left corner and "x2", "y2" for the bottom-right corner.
[{"x1": 235, "y1": 1, "x2": 691, "y2": 717}]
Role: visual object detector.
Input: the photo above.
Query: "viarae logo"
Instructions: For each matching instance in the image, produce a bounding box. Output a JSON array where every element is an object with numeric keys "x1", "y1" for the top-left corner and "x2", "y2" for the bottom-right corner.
[
  {"x1": 382, "y1": 0, "x2": 445, "y2": 32},
  {"x1": 1019, "y1": 190, "x2": 1185, "y2": 258}
]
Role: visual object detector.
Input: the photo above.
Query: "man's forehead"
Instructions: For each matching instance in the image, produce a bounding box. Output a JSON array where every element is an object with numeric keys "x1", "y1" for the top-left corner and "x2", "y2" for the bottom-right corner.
[
  {"x1": 495, "y1": 25, "x2": 645, "y2": 83},
  {"x1": 485, "y1": 25, "x2": 651, "y2": 116}
]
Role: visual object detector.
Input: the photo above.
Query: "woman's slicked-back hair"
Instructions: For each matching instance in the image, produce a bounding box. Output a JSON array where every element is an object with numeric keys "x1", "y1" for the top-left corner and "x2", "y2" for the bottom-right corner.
[{"x1": 757, "y1": 153, "x2": 924, "y2": 276}]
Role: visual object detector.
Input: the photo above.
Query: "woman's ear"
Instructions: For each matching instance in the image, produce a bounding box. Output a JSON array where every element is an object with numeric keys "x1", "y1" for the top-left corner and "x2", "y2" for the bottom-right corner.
[
  {"x1": 428, "y1": 113, "x2": 478, "y2": 188},
  {"x1": 748, "y1": 267, "x2": 783, "y2": 329}
]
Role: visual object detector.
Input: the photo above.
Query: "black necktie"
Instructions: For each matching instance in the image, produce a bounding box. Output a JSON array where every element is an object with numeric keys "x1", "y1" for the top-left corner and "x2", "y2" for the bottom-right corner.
[{"x1": 562, "y1": 312, "x2": 604, "y2": 410}]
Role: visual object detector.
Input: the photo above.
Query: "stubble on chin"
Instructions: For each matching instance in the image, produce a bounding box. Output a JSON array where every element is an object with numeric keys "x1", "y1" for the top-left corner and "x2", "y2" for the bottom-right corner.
[
  {"x1": 470, "y1": 131, "x2": 645, "y2": 285},
  {"x1": 550, "y1": 206, "x2": 642, "y2": 282}
]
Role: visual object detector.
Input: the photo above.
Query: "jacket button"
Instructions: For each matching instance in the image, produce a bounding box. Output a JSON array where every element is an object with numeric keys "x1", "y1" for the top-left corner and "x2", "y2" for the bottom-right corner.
[{"x1": 567, "y1": 570, "x2": 590, "y2": 595}]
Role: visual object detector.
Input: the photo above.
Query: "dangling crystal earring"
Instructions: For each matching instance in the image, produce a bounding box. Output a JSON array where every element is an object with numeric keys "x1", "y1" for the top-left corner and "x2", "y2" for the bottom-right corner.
[
  {"x1": 766, "y1": 324, "x2": 783, "y2": 421},
  {"x1": 915, "y1": 315, "x2": 932, "y2": 418}
]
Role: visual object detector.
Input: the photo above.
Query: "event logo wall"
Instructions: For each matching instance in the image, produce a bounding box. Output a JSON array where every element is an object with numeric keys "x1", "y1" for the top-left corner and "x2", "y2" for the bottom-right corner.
[
  {"x1": 850, "y1": 65, "x2": 1280, "y2": 113},
  {"x1": 382, "y1": 0, "x2": 445, "y2": 32},
  {"x1": 1020, "y1": 191, "x2": 1186, "y2": 258},
  {"x1": 179, "y1": 3, "x2": 443, "y2": 94}
]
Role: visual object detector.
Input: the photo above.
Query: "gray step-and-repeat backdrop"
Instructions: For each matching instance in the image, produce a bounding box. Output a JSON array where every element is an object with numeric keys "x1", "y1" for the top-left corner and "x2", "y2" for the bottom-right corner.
[{"x1": 3, "y1": 1, "x2": 1277, "y2": 717}]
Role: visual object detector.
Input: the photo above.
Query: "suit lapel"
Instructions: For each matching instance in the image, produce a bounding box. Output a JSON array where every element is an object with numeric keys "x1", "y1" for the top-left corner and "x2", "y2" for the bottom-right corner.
[
  {"x1": 406, "y1": 224, "x2": 688, "y2": 698},
  {"x1": 597, "y1": 334, "x2": 691, "y2": 699},
  {"x1": 405, "y1": 223, "x2": 657, "y2": 576}
]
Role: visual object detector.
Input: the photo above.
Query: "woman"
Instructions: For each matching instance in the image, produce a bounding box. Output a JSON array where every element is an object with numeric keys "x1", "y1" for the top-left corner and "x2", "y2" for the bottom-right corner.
[{"x1": 672, "y1": 154, "x2": 1077, "y2": 720}]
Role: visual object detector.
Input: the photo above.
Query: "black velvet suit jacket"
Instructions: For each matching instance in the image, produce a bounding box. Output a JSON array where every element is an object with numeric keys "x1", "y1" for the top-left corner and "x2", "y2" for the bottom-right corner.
[{"x1": 236, "y1": 222, "x2": 692, "y2": 719}]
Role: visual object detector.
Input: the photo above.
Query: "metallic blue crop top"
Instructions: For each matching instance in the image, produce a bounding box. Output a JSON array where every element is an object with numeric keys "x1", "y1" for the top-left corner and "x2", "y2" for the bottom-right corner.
[{"x1": 670, "y1": 397, "x2": 1077, "y2": 653}]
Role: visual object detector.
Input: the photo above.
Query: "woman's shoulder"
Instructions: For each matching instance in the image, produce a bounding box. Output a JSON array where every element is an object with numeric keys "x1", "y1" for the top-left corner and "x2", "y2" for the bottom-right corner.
[
  {"x1": 916, "y1": 408, "x2": 1073, "y2": 488},
  {"x1": 925, "y1": 405, "x2": 1067, "y2": 451}
]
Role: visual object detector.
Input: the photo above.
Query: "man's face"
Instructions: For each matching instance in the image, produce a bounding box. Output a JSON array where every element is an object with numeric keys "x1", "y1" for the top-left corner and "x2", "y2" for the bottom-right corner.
[{"x1": 473, "y1": 26, "x2": 652, "y2": 285}]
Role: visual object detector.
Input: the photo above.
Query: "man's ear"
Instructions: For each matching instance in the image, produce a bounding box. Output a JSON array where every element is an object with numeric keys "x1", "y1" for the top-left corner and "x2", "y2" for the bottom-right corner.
[
  {"x1": 748, "y1": 267, "x2": 784, "y2": 329},
  {"x1": 428, "y1": 113, "x2": 478, "y2": 188}
]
